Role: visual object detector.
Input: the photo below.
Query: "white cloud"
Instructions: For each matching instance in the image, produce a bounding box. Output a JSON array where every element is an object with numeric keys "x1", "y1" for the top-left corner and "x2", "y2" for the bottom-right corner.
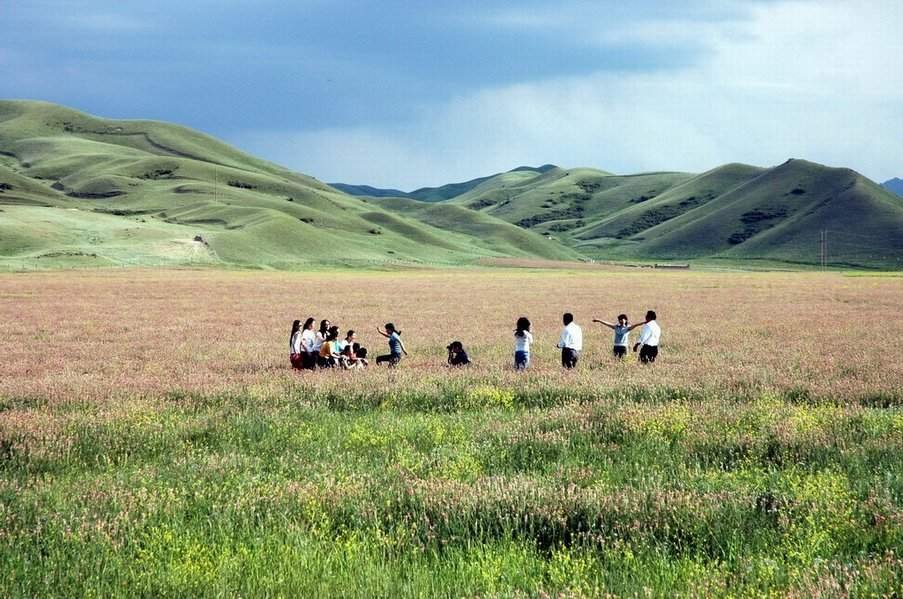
[{"x1": 233, "y1": 0, "x2": 903, "y2": 188}]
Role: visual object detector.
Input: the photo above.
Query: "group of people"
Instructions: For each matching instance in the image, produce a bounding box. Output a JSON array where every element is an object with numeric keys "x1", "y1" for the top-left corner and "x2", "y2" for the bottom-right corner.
[
  {"x1": 289, "y1": 318, "x2": 409, "y2": 370},
  {"x1": 288, "y1": 311, "x2": 662, "y2": 371},
  {"x1": 567, "y1": 310, "x2": 662, "y2": 367},
  {"x1": 506, "y1": 310, "x2": 660, "y2": 370}
]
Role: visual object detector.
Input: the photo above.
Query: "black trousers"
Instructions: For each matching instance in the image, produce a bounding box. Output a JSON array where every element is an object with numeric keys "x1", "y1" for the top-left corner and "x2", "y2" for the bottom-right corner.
[
  {"x1": 639, "y1": 345, "x2": 659, "y2": 363},
  {"x1": 376, "y1": 353, "x2": 401, "y2": 366},
  {"x1": 561, "y1": 348, "x2": 579, "y2": 369},
  {"x1": 301, "y1": 352, "x2": 318, "y2": 370},
  {"x1": 613, "y1": 346, "x2": 627, "y2": 358}
]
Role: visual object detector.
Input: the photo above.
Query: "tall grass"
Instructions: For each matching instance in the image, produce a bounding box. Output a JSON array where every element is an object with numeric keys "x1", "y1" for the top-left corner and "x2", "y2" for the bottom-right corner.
[{"x1": 1, "y1": 269, "x2": 902, "y2": 595}]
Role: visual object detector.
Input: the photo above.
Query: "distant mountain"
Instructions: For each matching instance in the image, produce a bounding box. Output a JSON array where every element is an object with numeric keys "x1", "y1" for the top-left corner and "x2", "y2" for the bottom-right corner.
[
  {"x1": 331, "y1": 164, "x2": 559, "y2": 202},
  {"x1": 329, "y1": 183, "x2": 408, "y2": 198},
  {"x1": 882, "y1": 178, "x2": 903, "y2": 196}
]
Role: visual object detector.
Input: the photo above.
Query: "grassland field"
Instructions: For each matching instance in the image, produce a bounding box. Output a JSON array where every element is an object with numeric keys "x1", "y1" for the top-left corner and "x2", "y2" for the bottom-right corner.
[{"x1": 2, "y1": 267, "x2": 902, "y2": 596}]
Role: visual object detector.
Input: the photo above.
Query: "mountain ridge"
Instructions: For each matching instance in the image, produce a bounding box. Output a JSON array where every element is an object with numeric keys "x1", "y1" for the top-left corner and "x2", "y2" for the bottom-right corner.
[{"x1": 2, "y1": 100, "x2": 901, "y2": 270}]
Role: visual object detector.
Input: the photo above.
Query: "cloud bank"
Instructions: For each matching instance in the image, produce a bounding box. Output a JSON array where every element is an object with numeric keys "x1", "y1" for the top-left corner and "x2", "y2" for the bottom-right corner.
[{"x1": 235, "y1": 0, "x2": 903, "y2": 189}]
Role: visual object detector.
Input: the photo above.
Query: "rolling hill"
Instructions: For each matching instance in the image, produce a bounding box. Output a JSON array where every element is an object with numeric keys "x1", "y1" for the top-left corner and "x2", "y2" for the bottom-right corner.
[
  {"x1": 0, "y1": 100, "x2": 577, "y2": 269},
  {"x1": 419, "y1": 160, "x2": 902, "y2": 269},
  {"x1": 2, "y1": 100, "x2": 900, "y2": 270}
]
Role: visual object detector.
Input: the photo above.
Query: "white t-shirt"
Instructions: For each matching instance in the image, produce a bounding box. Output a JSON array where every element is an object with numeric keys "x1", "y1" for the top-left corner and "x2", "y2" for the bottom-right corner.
[
  {"x1": 514, "y1": 330, "x2": 533, "y2": 353},
  {"x1": 312, "y1": 331, "x2": 326, "y2": 352},
  {"x1": 558, "y1": 322, "x2": 583, "y2": 351},
  {"x1": 638, "y1": 320, "x2": 661, "y2": 347},
  {"x1": 290, "y1": 331, "x2": 302, "y2": 354},
  {"x1": 300, "y1": 329, "x2": 317, "y2": 353}
]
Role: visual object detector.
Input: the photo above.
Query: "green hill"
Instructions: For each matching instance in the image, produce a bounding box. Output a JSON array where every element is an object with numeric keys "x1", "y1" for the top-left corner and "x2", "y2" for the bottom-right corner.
[
  {"x1": 443, "y1": 160, "x2": 902, "y2": 269},
  {"x1": 452, "y1": 168, "x2": 694, "y2": 237},
  {"x1": 0, "y1": 101, "x2": 576, "y2": 269},
  {"x1": 627, "y1": 160, "x2": 903, "y2": 268},
  {"x1": 3, "y1": 100, "x2": 900, "y2": 270}
]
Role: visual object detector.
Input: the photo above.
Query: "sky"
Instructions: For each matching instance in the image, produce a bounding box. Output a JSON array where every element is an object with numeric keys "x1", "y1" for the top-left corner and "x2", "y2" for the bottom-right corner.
[{"x1": 3, "y1": 0, "x2": 902, "y2": 189}]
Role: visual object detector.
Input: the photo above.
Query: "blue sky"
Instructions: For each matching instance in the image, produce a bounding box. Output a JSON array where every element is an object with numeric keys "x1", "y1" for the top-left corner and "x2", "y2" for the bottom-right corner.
[{"x1": 3, "y1": 0, "x2": 902, "y2": 188}]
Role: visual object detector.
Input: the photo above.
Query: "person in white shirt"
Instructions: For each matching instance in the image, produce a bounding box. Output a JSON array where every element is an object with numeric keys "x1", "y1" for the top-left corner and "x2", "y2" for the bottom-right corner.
[
  {"x1": 513, "y1": 316, "x2": 533, "y2": 370},
  {"x1": 633, "y1": 310, "x2": 662, "y2": 363},
  {"x1": 299, "y1": 317, "x2": 318, "y2": 369},
  {"x1": 557, "y1": 312, "x2": 583, "y2": 369},
  {"x1": 289, "y1": 319, "x2": 303, "y2": 370}
]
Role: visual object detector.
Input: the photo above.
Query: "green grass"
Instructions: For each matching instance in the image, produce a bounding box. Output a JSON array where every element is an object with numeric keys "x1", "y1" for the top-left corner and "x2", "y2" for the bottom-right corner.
[{"x1": 2, "y1": 383, "x2": 902, "y2": 596}]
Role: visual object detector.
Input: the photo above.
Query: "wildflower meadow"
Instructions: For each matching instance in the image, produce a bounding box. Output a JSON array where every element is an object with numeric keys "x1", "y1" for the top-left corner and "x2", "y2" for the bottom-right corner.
[{"x1": 1, "y1": 268, "x2": 902, "y2": 596}]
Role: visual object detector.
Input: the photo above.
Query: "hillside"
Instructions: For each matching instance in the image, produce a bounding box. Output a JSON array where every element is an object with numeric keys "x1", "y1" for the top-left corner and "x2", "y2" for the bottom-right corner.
[
  {"x1": 441, "y1": 160, "x2": 903, "y2": 269},
  {"x1": 2, "y1": 101, "x2": 900, "y2": 270},
  {"x1": 0, "y1": 101, "x2": 576, "y2": 269}
]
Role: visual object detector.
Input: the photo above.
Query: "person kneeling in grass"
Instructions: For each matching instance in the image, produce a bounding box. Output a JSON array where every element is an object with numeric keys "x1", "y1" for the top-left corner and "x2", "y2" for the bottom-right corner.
[
  {"x1": 376, "y1": 323, "x2": 407, "y2": 366},
  {"x1": 353, "y1": 343, "x2": 369, "y2": 368},
  {"x1": 318, "y1": 325, "x2": 342, "y2": 368},
  {"x1": 633, "y1": 310, "x2": 662, "y2": 364},
  {"x1": 446, "y1": 341, "x2": 471, "y2": 367},
  {"x1": 593, "y1": 313, "x2": 643, "y2": 359}
]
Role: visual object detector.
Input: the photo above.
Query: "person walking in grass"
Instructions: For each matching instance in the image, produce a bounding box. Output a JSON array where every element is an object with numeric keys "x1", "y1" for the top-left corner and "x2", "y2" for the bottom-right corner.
[
  {"x1": 557, "y1": 312, "x2": 582, "y2": 369},
  {"x1": 376, "y1": 322, "x2": 407, "y2": 366},
  {"x1": 513, "y1": 316, "x2": 533, "y2": 370},
  {"x1": 300, "y1": 317, "x2": 318, "y2": 369},
  {"x1": 593, "y1": 313, "x2": 643, "y2": 359},
  {"x1": 633, "y1": 310, "x2": 661, "y2": 364},
  {"x1": 289, "y1": 319, "x2": 303, "y2": 370}
]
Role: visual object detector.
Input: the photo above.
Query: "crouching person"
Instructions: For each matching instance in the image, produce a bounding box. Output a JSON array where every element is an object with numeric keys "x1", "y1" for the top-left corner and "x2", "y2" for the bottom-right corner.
[{"x1": 446, "y1": 341, "x2": 471, "y2": 367}]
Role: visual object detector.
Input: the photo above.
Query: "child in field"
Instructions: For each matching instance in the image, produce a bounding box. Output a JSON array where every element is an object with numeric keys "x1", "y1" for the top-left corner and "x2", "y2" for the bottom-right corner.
[
  {"x1": 353, "y1": 343, "x2": 369, "y2": 367},
  {"x1": 593, "y1": 314, "x2": 643, "y2": 359},
  {"x1": 557, "y1": 312, "x2": 582, "y2": 369},
  {"x1": 300, "y1": 317, "x2": 318, "y2": 369},
  {"x1": 634, "y1": 310, "x2": 661, "y2": 364},
  {"x1": 337, "y1": 332, "x2": 368, "y2": 369},
  {"x1": 446, "y1": 341, "x2": 471, "y2": 367},
  {"x1": 376, "y1": 323, "x2": 407, "y2": 366},
  {"x1": 318, "y1": 325, "x2": 342, "y2": 368},
  {"x1": 314, "y1": 319, "x2": 330, "y2": 354},
  {"x1": 513, "y1": 316, "x2": 533, "y2": 370},
  {"x1": 289, "y1": 319, "x2": 303, "y2": 370},
  {"x1": 337, "y1": 330, "x2": 356, "y2": 355}
]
